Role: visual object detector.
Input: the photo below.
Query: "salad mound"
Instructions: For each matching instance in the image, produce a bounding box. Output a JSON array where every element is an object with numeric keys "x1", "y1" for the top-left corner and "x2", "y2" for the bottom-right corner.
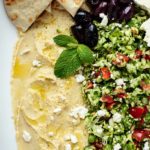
[{"x1": 83, "y1": 8, "x2": 150, "y2": 150}]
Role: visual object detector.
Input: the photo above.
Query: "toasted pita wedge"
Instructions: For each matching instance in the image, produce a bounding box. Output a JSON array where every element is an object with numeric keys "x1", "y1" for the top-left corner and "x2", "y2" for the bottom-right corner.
[
  {"x1": 4, "y1": 0, "x2": 53, "y2": 32},
  {"x1": 57, "y1": 0, "x2": 84, "y2": 16}
]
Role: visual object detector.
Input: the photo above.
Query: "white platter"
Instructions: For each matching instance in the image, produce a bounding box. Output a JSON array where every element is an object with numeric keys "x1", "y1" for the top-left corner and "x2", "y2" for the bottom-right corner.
[{"x1": 0, "y1": 1, "x2": 17, "y2": 150}]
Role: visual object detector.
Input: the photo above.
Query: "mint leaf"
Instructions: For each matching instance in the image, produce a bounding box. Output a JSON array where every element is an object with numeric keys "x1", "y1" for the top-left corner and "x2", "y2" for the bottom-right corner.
[
  {"x1": 53, "y1": 35, "x2": 78, "y2": 47},
  {"x1": 77, "y1": 44, "x2": 94, "y2": 64},
  {"x1": 54, "y1": 49, "x2": 81, "y2": 78}
]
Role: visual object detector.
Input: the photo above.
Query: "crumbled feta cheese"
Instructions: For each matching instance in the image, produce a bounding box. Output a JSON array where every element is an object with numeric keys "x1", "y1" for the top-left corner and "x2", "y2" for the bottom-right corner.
[
  {"x1": 91, "y1": 71, "x2": 96, "y2": 76},
  {"x1": 22, "y1": 130, "x2": 32, "y2": 142},
  {"x1": 99, "y1": 13, "x2": 108, "y2": 26},
  {"x1": 65, "y1": 144, "x2": 72, "y2": 150},
  {"x1": 108, "y1": 125, "x2": 111, "y2": 129},
  {"x1": 141, "y1": 18, "x2": 150, "y2": 47},
  {"x1": 64, "y1": 134, "x2": 78, "y2": 144},
  {"x1": 58, "y1": 95, "x2": 66, "y2": 101},
  {"x1": 64, "y1": 134, "x2": 71, "y2": 141},
  {"x1": 143, "y1": 142, "x2": 150, "y2": 150},
  {"x1": 53, "y1": 107, "x2": 62, "y2": 114},
  {"x1": 141, "y1": 18, "x2": 150, "y2": 31},
  {"x1": 93, "y1": 83, "x2": 97, "y2": 88},
  {"x1": 96, "y1": 128, "x2": 103, "y2": 135},
  {"x1": 113, "y1": 113, "x2": 122, "y2": 123},
  {"x1": 48, "y1": 132, "x2": 54, "y2": 137},
  {"x1": 75, "y1": 74, "x2": 85, "y2": 83},
  {"x1": 97, "y1": 110, "x2": 106, "y2": 117},
  {"x1": 111, "y1": 74, "x2": 114, "y2": 78},
  {"x1": 70, "y1": 106, "x2": 88, "y2": 119},
  {"x1": 115, "y1": 78, "x2": 126, "y2": 86},
  {"x1": 109, "y1": 118, "x2": 114, "y2": 127},
  {"x1": 114, "y1": 143, "x2": 121, "y2": 150},
  {"x1": 70, "y1": 134, "x2": 78, "y2": 144},
  {"x1": 32, "y1": 60, "x2": 42, "y2": 67},
  {"x1": 134, "y1": 0, "x2": 150, "y2": 14}
]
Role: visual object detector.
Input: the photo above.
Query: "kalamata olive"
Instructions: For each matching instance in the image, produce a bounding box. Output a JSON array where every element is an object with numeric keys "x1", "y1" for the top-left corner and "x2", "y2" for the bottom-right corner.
[
  {"x1": 119, "y1": 3, "x2": 135, "y2": 22},
  {"x1": 120, "y1": 0, "x2": 133, "y2": 4},
  {"x1": 84, "y1": 23, "x2": 98, "y2": 48},
  {"x1": 71, "y1": 25, "x2": 85, "y2": 43},
  {"x1": 86, "y1": 0, "x2": 100, "y2": 8},
  {"x1": 108, "y1": 0, "x2": 120, "y2": 21},
  {"x1": 92, "y1": 1, "x2": 108, "y2": 18},
  {"x1": 74, "y1": 9, "x2": 92, "y2": 25}
]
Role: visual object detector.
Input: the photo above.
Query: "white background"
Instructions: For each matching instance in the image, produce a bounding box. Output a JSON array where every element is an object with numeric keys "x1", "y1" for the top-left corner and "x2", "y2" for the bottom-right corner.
[{"x1": 0, "y1": 1, "x2": 17, "y2": 149}]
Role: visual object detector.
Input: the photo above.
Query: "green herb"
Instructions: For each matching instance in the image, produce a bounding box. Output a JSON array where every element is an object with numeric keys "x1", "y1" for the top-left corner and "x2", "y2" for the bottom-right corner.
[
  {"x1": 77, "y1": 44, "x2": 94, "y2": 64},
  {"x1": 53, "y1": 35, "x2": 78, "y2": 47},
  {"x1": 53, "y1": 35, "x2": 94, "y2": 78},
  {"x1": 54, "y1": 49, "x2": 81, "y2": 78}
]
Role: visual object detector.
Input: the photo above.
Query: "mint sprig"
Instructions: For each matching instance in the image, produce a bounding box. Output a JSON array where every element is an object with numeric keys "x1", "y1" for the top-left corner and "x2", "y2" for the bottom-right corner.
[
  {"x1": 53, "y1": 35, "x2": 78, "y2": 47},
  {"x1": 77, "y1": 44, "x2": 94, "y2": 64},
  {"x1": 53, "y1": 35, "x2": 94, "y2": 78}
]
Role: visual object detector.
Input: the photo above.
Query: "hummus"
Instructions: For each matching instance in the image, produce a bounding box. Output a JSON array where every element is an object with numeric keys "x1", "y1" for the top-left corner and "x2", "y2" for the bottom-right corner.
[{"x1": 11, "y1": 9, "x2": 87, "y2": 150}]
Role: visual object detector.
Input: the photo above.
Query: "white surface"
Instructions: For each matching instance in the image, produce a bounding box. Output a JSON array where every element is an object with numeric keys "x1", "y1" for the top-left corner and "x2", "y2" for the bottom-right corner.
[{"x1": 0, "y1": 1, "x2": 17, "y2": 150}]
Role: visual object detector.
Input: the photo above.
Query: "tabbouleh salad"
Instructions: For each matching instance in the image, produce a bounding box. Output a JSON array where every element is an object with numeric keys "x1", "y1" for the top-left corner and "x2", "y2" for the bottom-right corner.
[{"x1": 82, "y1": 8, "x2": 150, "y2": 150}]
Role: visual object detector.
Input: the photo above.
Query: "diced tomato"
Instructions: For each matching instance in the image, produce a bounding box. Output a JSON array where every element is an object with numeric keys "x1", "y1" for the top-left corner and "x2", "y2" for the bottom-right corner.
[
  {"x1": 129, "y1": 107, "x2": 145, "y2": 118},
  {"x1": 144, "y1": 54, "x2": 150, "y2": 61},
  {"x1": 87, "y1": 82, "x2": 93, "y2": 89},
  {"x1": 143, "y1": 106, "x2": 148, "y2": 115},
  {"x1": 132, "y1": 130, "x2": 145, "y2": 142},
  {"x1": 101, "y1": 95, "x2": 114, "y2": 103},
  {"x1": 141, "y1": 81, "x2": 150, "y2": 91},
  {"x1": 113, "y1": 53, "x2": 130, "y2": 66},
  {"x1": 132, "y1": 129, "x2": 150, "y2": 142},
  {"x1": 117, "y1": 53, "x2": 130, "y2": 62},
  {"x1": 143, "y1": 84, "x2": 150, "y2": 91},
  {"x1": 144, "y1": 130, "x2": 150, "y2": 138},
  {"x1": 138, "y1": 107, "x2": 148, "y2": 128},
  {"x1": 101, "y1": 67, "x2": 111, "y2": 80},
  {"x1": 106, "y1": 101, "x2": 116, "y2": 110},
  {"x1": 94, "y1": 71, "x2": 101, "y2": 78},
  {"x1": 135, "y1": 50, "x2": 143, "y2": 59},
  {"x1": 117, "y1": 93, "x2": 127, "y2": 99}
]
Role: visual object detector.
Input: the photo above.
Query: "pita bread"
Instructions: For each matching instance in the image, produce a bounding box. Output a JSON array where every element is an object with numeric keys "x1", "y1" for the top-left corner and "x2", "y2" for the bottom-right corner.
[
  {"x1": 57, "y1": 0, "x2": 84, "y2": 16},
  {"x1": 4, "y1": 0, "x2": 53, "y2": 32},
  {"x1": 46, "y1": 1, "x2": 65, "y2": 13}
]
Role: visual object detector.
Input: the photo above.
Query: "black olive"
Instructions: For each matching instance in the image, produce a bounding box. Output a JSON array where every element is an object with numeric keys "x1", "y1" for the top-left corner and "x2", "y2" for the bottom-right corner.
[
  {"x1": 74, "y1": 9, "x2": 92, "y2": 25},
  {"x1": 119, "y1": 3, "x2": 135, "y2": 22},
  {"x1": 71, "y1": 24, "x2": 85, "y2": 43},
  {"x1": 92, "y1": 1, "x2": 108, "y2": 21},
  {"x1": 84, "y1": 23, "x2": 98, "y2": 48},
  {"x1": 86, "y1": 0, "x2": 100, "y2": 9},
  {"x1": 107, "y1": 0, "x2": 120, "y2": 21},
  {"x1": 120, "y1": 0, "x2": 133, "y2": 4}
]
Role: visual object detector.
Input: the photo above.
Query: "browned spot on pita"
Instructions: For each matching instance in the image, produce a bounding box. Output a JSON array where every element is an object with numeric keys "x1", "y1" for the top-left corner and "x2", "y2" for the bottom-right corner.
[
  {"x1": 10, "y1": 13, "x2": 18, "y2": 21},
  {"x1": 5, "y1": 0, "x2": 15, "y2": 5},
  {"x1": 75, "y1": 0, "x2": 82, "y2": 5},
  {"x1": 29, "y1": 17, "x2": 33, "y2": 23},
  {"x1": 16, "y1": 26, "x2": 23, "y2": 31},
  {"x1": 60, "y1": 0, "x2": 65, "y2": 3}
]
